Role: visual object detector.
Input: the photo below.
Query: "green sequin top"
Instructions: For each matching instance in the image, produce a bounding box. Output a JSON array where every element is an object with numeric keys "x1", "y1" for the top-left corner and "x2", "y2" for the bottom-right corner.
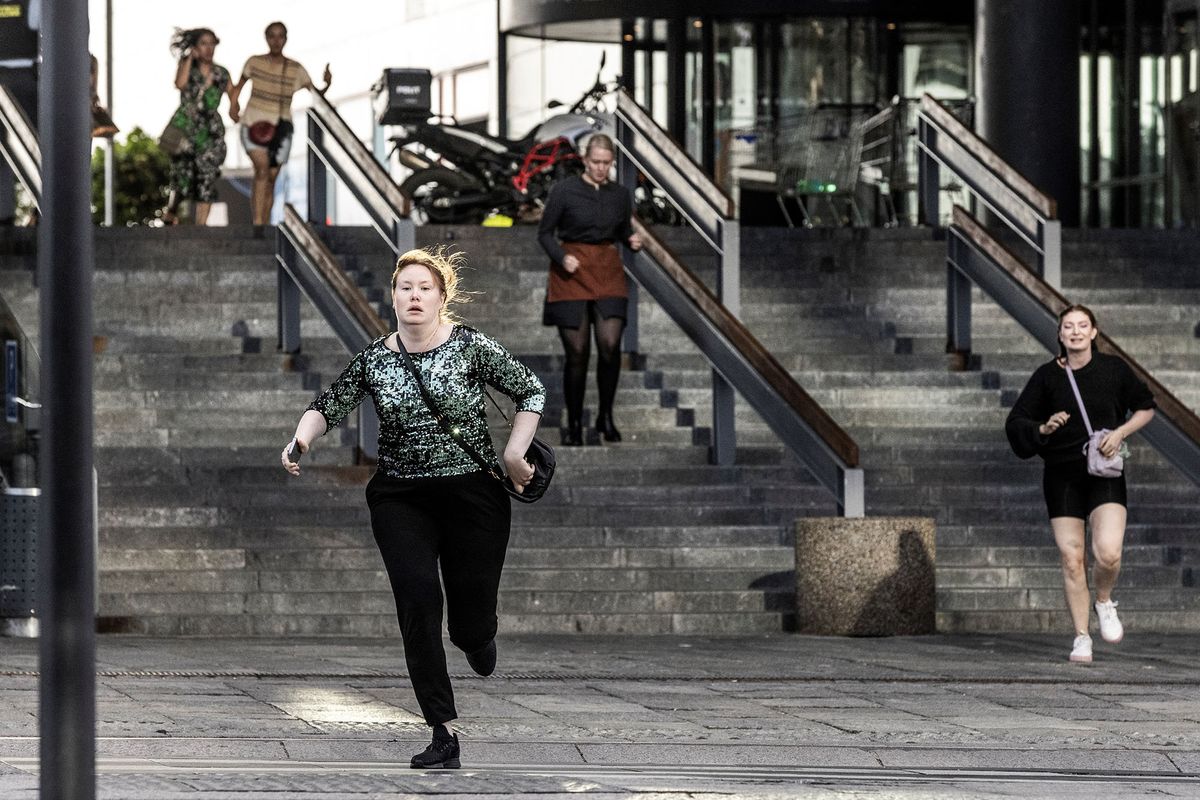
[{"x1": 307, "y1": 325, "x2": 546, "y2": 479}]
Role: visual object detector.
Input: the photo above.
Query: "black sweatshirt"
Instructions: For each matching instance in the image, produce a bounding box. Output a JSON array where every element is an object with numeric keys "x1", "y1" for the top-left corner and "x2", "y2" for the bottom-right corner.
[
  {"x1": 1005, "y1": 352, "x2": 1155, "y2": 465},
  {"x1": 537, "y1": 176, "x2": 634, "y2": 266}
]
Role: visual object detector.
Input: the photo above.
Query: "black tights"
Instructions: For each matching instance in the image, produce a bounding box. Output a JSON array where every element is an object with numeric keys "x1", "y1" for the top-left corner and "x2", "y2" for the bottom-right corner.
[{"x1": 557, "y1": 307, "x2": 624, "y2": 427}]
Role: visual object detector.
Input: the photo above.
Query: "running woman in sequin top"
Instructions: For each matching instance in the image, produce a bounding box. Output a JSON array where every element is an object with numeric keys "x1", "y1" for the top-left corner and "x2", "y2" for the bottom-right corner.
[{"x1": 281, "y1": 247, "x2": 545, "y2": 769}]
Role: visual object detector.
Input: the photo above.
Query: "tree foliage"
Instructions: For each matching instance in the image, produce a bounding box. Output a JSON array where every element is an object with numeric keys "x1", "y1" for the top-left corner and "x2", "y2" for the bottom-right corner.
[{"x1": 90, "y1": 128, "x2": 170, "y2": 226}]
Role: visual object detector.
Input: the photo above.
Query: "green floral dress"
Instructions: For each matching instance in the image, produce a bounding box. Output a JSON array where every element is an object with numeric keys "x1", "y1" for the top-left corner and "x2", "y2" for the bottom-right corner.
[
  {"x1": 308, "y1": 326, "x2": 546, "y2": 479},
  {"x1": 167, "y1": 60, "x2": 229, "y2": 203}
]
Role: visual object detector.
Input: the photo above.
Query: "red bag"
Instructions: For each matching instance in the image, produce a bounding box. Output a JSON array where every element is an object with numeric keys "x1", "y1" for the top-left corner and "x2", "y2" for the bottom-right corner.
[{"x1": 248, "y1": 120, "x2": 276, "y2": 146}]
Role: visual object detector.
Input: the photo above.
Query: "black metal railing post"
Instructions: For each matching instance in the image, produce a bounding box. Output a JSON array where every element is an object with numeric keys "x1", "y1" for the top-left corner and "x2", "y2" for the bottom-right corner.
[
  {"x1": 946, "y1": 235, "x2": 972, "y2": 358},
  {"x1": 616, "y1": 113, "x2": 640, "y2": 355},
  {"x1": 276, "y1": 233, "x2": 302, "y2": 354},
  {"x1": 917, "y1": 116, "x2": 939, "y2": 227},
  {"x1": 307, "y1": 119, "x2": 328, "y2": 226},
  {"x1": 711, "y1": 219, "x2": 739, "y2": 466}
]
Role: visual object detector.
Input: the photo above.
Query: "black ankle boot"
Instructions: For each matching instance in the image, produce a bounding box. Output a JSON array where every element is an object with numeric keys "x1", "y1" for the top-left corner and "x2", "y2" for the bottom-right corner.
[
  {"x1": 410, "y1": 726, "x2": 460, "y2": 769},
  {"x1": 595, "y1": 411, "x2": 621, "y2": 442},
  {"x1": 562, "y1": 419, "x2": 583, "y2": 446},
  {"x1": 465, "y1": 639, "x2": 496, "y2": 677}
]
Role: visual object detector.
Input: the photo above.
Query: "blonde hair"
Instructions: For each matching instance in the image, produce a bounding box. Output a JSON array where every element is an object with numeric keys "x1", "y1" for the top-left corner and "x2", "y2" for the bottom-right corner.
[
  {"x1": 391, "y1": 246, "x2": 469, "y2": 324},
  {"x1": 584, "y1": 133, "x2": 615, "y2": 158}
]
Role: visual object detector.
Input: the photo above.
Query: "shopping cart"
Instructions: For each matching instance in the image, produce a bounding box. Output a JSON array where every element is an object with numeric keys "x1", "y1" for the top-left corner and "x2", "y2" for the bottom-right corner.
[{"x1": 773, "y1": 105, "x2": 871, "y2": 228}]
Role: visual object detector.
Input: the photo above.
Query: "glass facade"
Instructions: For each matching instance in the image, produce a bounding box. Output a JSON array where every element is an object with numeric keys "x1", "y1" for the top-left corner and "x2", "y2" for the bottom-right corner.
[{"x1": 500, "y1": 2, "x2": 1188, "y2": 228}]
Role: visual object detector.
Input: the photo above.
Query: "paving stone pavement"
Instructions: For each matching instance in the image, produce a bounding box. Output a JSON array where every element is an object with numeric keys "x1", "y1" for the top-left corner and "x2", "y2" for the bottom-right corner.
[{"x1": 1, "y1": 634, "x2": 1199, "y2": 798}]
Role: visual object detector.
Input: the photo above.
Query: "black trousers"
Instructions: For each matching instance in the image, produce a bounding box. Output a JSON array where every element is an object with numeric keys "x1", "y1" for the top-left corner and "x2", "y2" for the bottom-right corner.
[{"x1": 365, "y1": 469, "x2": 511, "y2": 726}]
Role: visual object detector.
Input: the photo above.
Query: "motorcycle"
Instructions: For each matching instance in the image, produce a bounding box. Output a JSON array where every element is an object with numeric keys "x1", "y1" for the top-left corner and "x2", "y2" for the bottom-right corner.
[{"x1": 393, "y1": 56, "x2": 616, "y2": 224}]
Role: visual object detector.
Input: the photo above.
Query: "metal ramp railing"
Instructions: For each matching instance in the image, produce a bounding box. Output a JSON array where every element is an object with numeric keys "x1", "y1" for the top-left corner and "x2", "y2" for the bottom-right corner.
[
  {"x1": 947, "y1": 206, "x2": 1200, "y2": 485},
  {"x1": 304, "y1": 90, "x2": 413, "y2": 255},
  {"x1": 275, "y1": 92, "x2": 418, "y2": 460},
  {"x1": 614, "y1": 89, "x2": 864, "y2": 517},
  {"x1": 919, "y1": 90, "x2": 1200, "y2": 486},
  {"x1": 0, "y1": 85, "x2": 41, "y2": 208},
  {"x1": 276, "y1": 204, "x2": 388, "y2": 461}
]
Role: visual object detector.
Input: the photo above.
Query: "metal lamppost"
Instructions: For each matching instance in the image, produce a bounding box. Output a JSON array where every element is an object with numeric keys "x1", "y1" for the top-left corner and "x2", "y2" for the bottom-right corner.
[{"x1": 38, "y1": 0, "x2": 97, "y2": 797}]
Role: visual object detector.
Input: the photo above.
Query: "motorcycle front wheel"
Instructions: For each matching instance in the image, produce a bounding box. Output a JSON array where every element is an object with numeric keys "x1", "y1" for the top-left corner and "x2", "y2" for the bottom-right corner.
[{"x1": 399, "y1": 167, "x2": 488, "y2": 225}]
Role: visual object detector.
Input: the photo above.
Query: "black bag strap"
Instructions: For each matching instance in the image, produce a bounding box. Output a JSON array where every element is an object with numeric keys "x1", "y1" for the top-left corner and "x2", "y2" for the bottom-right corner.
[{"x1": 393, "y1": 333, "x2": 506, "y2": 483}]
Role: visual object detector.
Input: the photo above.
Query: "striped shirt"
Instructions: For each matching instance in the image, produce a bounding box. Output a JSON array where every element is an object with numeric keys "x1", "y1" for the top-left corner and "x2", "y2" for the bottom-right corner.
[{"x1": 239, "y1": 54, "x2": 312, "y2": 125}]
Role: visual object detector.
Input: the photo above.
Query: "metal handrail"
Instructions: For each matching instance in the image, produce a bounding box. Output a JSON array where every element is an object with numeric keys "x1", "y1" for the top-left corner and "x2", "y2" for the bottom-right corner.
[
  {"x1": 615, "y1": 90, "x2": 733, "y2": 250},
  {"x1": 305, "y1": 91, "x2": 413, "y2": 255},
  {"x1": 947, "y1": 205, "x2": 1200, "y2": 486},
  {"x1": 917, "y1": 93, "x2": 1061, "y2": 287},
  {"x1": 276, "y1": 203, "x2": 388, "y2": 460},
  {"x1": 0, "y1": 85, "x2": 41, "y2": 207},
  {"x1": 634, "y1": 221, "x2": 863, "y2": 515},
  {"x1": 614, "y1": 89, "x2": 863, "y2": 516}
]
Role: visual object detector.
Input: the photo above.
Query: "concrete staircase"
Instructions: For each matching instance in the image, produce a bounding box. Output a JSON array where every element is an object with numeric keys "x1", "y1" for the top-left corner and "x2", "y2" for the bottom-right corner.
[
  {"x1": 1, "y1": 223, "x2": 1196, "y2": 635},
  {"x1": 637, "y1": 226, "x2": 1200, "y2": 633},
  {"x1": 0, "y1": 225, "x2": 826, "y2": 635}
]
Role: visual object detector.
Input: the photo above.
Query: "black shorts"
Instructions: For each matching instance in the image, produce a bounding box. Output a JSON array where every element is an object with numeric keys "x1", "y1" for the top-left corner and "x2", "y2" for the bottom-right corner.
[
  {"x1": 1042, "y1": 459, "x2": 1127, "y2": 520},
  {"x1": 542, "y1": 297, "x2": 628, "y2": 328}
]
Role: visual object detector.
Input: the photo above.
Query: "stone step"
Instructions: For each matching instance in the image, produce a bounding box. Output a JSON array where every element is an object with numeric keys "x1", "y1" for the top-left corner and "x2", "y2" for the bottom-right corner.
[
  {"x1": 18, "y1": 222, "x2": 1200, "y2": 636},
  {"x1": 95, "y1": 610, "x2": 786, "y2": 636},
  {"x1": 95, "y1": 524, "x2": 793, "y2": 550}
]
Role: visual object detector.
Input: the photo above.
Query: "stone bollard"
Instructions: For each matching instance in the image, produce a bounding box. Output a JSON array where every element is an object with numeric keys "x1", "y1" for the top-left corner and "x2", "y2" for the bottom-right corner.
[{"x1": 794, "y1": 517, "x2": 936, "y2": 636}]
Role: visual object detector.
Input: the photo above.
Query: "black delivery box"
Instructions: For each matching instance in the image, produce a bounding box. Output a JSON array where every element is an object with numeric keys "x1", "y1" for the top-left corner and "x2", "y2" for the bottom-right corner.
[{"x1": 373, "y1": 68, "x2": 433, "y2": 124}]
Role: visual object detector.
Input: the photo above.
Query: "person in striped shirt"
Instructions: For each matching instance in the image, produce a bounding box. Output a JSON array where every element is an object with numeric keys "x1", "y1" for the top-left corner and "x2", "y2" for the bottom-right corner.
[{"x1": 229, "y1": 20, "x2": 331, "y2": 234}]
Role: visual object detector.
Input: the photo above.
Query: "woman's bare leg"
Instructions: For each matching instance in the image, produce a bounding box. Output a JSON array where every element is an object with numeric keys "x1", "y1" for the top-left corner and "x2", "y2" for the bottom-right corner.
[{"x1": 1051, "y1": 516, "x2": 1090, "y2": 635}]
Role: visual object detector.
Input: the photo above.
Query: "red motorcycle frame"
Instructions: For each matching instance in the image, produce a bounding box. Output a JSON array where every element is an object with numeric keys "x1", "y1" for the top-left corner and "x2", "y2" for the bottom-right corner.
[{"x1": 510, "y1": 136, "x2": 580, "y2": 196}]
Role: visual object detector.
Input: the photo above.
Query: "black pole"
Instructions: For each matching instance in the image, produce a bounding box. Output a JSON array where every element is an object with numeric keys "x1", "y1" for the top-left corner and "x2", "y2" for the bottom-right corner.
[
  {"x1": 666, "y1": 17, "x2": 686, "y2": 143},
  {"x1": 1123, "y1": 0, "x2": 1140, "y2": 226},
  {"x1": 620, "y1": 19, "x2": 635, "y2": 94},
  {"x1": 105, "y1": 0, "x2": 112, "y2": 116},
  {"x1": 496, "y1": 4, "x2": 507, "y2": 138},
  {"x1": 1087, "y1": 0, "x2": 1100, "y2": 227},
  {"x1": 701, "y1": 17, "x2": 715, "y2": 175},
  {"x1": 976, "y1": 0, "x2": 1081, "y2": 226},
  {"x1": 38, "y1": 0, "x2": 96, "y2": 798}
]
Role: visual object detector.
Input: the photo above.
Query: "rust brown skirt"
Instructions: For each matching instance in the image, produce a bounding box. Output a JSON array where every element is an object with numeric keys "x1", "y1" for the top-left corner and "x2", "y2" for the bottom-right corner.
[{"x1": 543, "y1": 241, "x2": 629, "y2": 328}]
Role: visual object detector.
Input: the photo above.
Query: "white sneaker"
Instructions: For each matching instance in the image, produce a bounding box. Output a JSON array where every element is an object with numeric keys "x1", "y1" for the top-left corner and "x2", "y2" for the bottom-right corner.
[
  {"x1": 1095, "y1": 599, "x2": 1124, "y2": 643},
  {"x1": 1069, "y1": 634, "x2": 1093, "y2": 663}
]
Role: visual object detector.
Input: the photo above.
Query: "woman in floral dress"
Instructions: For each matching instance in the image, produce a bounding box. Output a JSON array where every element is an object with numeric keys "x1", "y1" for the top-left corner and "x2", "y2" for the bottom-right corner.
[{"x1": 162, "y1": 28, "x2": 237, "y2": 225}]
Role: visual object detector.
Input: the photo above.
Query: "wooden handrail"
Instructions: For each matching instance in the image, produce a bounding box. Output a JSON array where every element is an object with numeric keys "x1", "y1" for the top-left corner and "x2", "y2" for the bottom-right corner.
[
  {"x1": 281, "y1": 205, "x2": 390, "y2": 341},
  {"x1": 616, "y1": 89, "x2": 735, "y2": 218},
  {"x1": 921, "y1": 94, "x2": 1056, "y2": 219},
  {"x1": 952, "y1": 206, "x2": 1200, "y2": 447},
  {"x1": 635, "y1": 218, "x2": 859, "y2": 467}
]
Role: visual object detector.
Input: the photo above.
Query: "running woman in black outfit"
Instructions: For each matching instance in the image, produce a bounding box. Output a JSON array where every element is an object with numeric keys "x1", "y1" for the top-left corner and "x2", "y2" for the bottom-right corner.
[
  {"x1": 282, "y1": 247, "x2": 545, "y2": 768},
  {"x1": 1005, "y1": 305, "x2": 1155, "y2": 663}
]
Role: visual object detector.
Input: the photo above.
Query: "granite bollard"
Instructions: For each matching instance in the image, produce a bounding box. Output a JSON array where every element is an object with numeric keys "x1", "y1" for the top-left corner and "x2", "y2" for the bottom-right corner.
[{"x1": 794, "y1": 517, "x2": 936, "y2": 635}]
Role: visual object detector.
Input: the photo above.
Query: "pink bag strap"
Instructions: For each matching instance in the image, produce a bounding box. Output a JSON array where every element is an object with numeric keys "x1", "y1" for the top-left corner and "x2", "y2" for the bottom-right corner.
[{"x1": 1064, "y1": 365, "x2": 1095, "y2": 436}]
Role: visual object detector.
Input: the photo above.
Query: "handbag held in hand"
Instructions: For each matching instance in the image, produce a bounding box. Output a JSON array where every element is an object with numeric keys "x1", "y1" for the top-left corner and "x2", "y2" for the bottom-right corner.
[
  {"x1": 395, "y1": 337, "x2": 555, "y2": 503},
  {"x1": 1065, "y1": 364, "x2": 1125, "y2": 478}
]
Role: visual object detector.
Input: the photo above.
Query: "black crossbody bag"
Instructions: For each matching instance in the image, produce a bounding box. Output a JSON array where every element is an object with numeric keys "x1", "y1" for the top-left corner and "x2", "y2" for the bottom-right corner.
[{"x1": 395, "y1": 338, "x2": 555, "y2": 503}]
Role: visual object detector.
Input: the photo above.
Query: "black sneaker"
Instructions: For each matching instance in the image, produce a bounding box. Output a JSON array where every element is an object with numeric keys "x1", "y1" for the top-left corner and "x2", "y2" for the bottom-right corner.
[
  {"x1": 410, "y1": 726, "x2": 460, "y2": 769},
  {"x1": 465, "y1": 639, "x2": 496, "y2": 677}
]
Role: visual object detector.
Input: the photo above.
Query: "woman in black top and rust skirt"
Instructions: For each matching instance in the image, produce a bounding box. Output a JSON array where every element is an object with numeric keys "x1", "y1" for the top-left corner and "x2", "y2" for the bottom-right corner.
[
  {"x1": 1005, "y1": 305, "x2": 1155, "y2": 664},
  {"x1": 537, "y1": 134, "x2": 642, "y2": 445}
]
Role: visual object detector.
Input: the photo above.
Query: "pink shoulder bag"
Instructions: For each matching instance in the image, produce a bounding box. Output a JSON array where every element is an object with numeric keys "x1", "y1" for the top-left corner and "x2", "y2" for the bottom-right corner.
[{"x1": 1064, "y1": 365, "x2": 1124, "y2": 478}]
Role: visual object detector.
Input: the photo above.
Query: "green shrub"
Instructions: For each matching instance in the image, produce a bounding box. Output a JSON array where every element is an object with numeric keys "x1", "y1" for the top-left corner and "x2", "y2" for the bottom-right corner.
[{"x1": 90, "y1": 127, "x2": 170, "y2": 226}]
